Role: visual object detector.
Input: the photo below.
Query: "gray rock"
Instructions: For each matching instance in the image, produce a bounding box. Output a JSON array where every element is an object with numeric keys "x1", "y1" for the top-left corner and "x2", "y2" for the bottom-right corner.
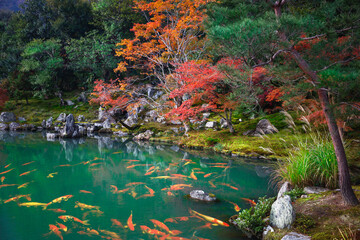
[
  {"x1": 202, "y1": 113, "x2": 211, "y2": 119},
  {"x1": 114, "y1": 130, "x2": 129, "y2": 137},
  {"x1": 0, "y1": 112, "x2": 16, "y2": 122},
  {"x1": 205, "y1": 121, "x2": 217, "y2": 129},
  {"x1": 41, "y1": 120, "x2": 46, "y2": 128},
  {"x1": 263, "y1": 225, "x2": 275, "y2": 238},
  {"x1": 65, "y1": 100, "x2": 74, "y2": 106},
  {"x1": 281, "y1": 232, "x2": 311, "y2": 240},
  {"x1": 156, "y1": 116, "x2": 166, "y2": 123},
  {"x1": 277, "y1": 182, "x2": 292, "y2": 199},
  {"x1": 124, "y1": 115, "x2": 138, "y2": 127},
  {"x1": 220, "y1": 118, "x2": 228, "y2": 128},
  {"x1": 153, "y1": 91, "x2": 164, "y2": 100},
  {"x1": 170, "y1": 120, "x2": 182, "y2": 125},
  {"x1": 77, "y1": 92, "x2": 87, "y2": 103},
  {"x1": 46, "y1": 133, "x2": 58, "y2": 140},
  {"x1": 18, "y1": 117, "x2": 26, "y2": 122},
  {"x1": 170, "y1": 145, "x2": 180, "y2": 152},
  {"x1": 57, "y1": 113, "x2": 67, "y2": 122},
  {"x1": 77, "y1": 115, "x2": 85, "y2": 122},
  {"x1": 270, "y1": 195, "x2": 295, "y2": 229},
  {"x1": 103, "y1": 119, "x2": 112, "y2": 129},
  {"x1": 145, "y1": 110, "x2": 158, "y2": 122},
  {"x1": 0, "y1": 123, "x2": 8, "y2": 131},
  {"x1": 133, "y1": 130, "x2": 154, "y2": 141},
  {"x1": 182, "y1": 93, "x2": 191, "y2": 101},
  {"x1": 9, "y1": 122, "x2": 21, "y2": 131},
  {"x1": 46, "y1": 117, "x2": 53, "y2": 128},
  {"x1": 256, "y1": 119, "x2": 278, "y2": 135},
  {"x1": 60, "y1": 114, "x2": 80, "y2": 138},
  {"x1": 189, "y1": 190, "x2": 216, "y2": 202},
  {"x1": 304, "y1": 186, "x2": 329, "y2": 194}
]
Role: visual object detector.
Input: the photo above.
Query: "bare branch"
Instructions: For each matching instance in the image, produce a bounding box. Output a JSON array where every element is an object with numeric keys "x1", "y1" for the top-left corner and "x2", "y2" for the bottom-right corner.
[{"x1": 315, "y1": 56, "x2": 359, "y2": 73}]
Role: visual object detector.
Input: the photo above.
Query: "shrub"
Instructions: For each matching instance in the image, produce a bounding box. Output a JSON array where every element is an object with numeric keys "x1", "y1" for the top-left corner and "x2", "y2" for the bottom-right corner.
[
  {"x1": 275, "y1": 134, "x2": 338, "y2": 189},
  {"x1": 235, "y1": 196, "x2": 276, "y2": 238},
  {"x1": 285, "y1": 187, "x2": 305, "y2": 201}
]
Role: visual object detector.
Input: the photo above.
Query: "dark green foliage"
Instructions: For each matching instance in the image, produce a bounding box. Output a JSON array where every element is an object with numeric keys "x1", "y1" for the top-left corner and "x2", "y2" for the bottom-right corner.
[
  {"x1": 235, "y1": 196, "x2": 276, "y2": 238},
  {"x1": 285, "y1": 187, "x2": 305, "y2": 201}
]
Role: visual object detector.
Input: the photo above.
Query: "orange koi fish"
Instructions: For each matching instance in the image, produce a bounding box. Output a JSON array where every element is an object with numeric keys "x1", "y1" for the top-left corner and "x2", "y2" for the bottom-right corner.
[
  {"x1": 150, "y1": 219, "x2": 182, "y2": 235},
  {"x1": 189, "y1": 209, "x2": 229, "y2": 227},
  {"x1": 209, "y1": 165, "x2": 227, "y2": 168},
  {"x1": 0, "y1": 176, "x2": 5, "y2": 183},
  {"x1": 228, "y1": 201, "x2": 241, "y2": 212},
  {"x1": 145, "y1": 185, "x2": 155, "y2": 195},
  {"x1": 75, "y1": 201, "x2": 100, "y2": 210},
  {"x1": 112, "y1": 151, "x2": 122, "y2": 154},
  {"x1": 47, "y1": 172, "x2": 58, "y2": 178},
  {"x1": 0, "y1": 168, "x2": 14, "y2": 175},
  {"x1": 90, "y1": 162, "x2": 102, "y2": 167},
  {"x1": 47, "y1": 209, "x2": 66, "y2": 213},
  {"x1": 195, "y1": 171, "x2": 205, "y2": 174},
  {"x1": 127, "y1": 211, "x2": 135, "y2": 231},
  {"x1": 169, "y1": 184, "x2": 192, "y2": 191},
  {"x1": 56, "y1": 164, "x2": 72, "y2": 167},
  {"x1": 125, "y1": 182, "x2": 146, "y2": 187},
  {"x1": 0, "y1": 183, "x2": 17, "y2": 188},
  {"x1": 18, "y1": 181, "x2": 32, "y2": 189},
  {"x1": 19, "y1": 169, "x2": 37, "y2": 176},
  {"x1": 110, "y1": 185, "x2": 118, "y2": 193},
  {"x1": 219, "y1": 183, "x2": 238, "y2": 190},
  {"x1": 111, "y1": 218, "x2": 124, "y2": 228},
  {"x1": 126, "y1": 160, "x2": 140, "y2": 162},
  {"x1": 207, "y1": 163, "x2": 227, "y2": 165},
  {"x1": 4, "y1": 163, "x2": 11, "y2": 168},
  {"x1": 140, "y1": 225, "x2": 166, "y2": 236},
  {"x1": 145, "y1": 167, "x2": 158, "y2": 176},
  {"x1": 79, "y1": 190, "x2": 93, "y2": 194},
  {"x1": 127, "y1": 164, "x2": 147, "y2": 169},
  {"x1": 44, "y1": 195, "x2": 73, "y2": 209},
  {"x1": 174, "y1": 216, "x2": 190, "y2": 221},
  {"x1": 147, "y1": 166, "x2": 155, "y2": 172},
  {"x1": 208, "y1": 181, "x2": 216, "y2": 188},
  {"x1": 190, "y1": 171, "x2": 197, "y2": 180},
  {"x1": 22, "y1": 161, "x2": 35, "y2": 166},
  {"x1": 164, "y1": 167, "x2": 171, "y2": 172},
  {"x1": 167, "y1": 191, "x2": 174, "y2": 196},
  {"x1": 117, "y1": 188, "x2": 130, "y2": 193},
  {"x1": 130, "y1": 190, "x2": 137, "y2": 198},
  {"x1": 196, "y1": 222, "x2": 212, "y2": 230},
  {"x1": 165, "y1": 236, "x2": 191, "y2": 240},
  {"x1": 57, "y1": 223, "x2": 68, "y2": 232},
  {"x1": 49, "y1": 224, "x2": 63, "y2": 240},
  {"x1": 151, "y1": 176, "x2": 179, "y2": 180},
  {"x1": 58, "y1": 215, "x2": 89, "y2": 225},
  {"x1": 18, "y1": 202, "x2": 47, "y2": 207},
  {"x1": 4, "y1": 194, "x2": 31, "y2": 203},
  {"x1": 164, "y1": 218, "x2": 178, "y2": 223},
  {"x1": 203, "y1": 173, "x2": 214, "y2": 178},
  {"x1": 86, "y1": 228, "x2": 99, "y2": 235},
  {"x1": 241, "y1": 198, "x2": 256, "y2": 206}
]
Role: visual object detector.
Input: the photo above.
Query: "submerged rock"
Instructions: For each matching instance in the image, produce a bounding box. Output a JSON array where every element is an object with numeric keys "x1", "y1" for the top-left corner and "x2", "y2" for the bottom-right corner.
[
  {"x1": 189, "y1": 190, "x2": 216, "y2": 202},
  {"x1": 270, "y1": 195, "x2": 295, "y2": 229}
]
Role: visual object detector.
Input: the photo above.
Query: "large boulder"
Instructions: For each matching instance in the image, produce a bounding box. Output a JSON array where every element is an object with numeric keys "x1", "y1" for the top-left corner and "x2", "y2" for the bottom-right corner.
[
  {"x1": 0, "y1": 112, "x2": 16, "y2": 122},
  {"x1": 57, "y1": 113, "x2": 67, "y2": 122},
  {"x1": 9, "y1": 122, "x2": 21, "y2": 131},
  {"x1": 189, "y1": 190, "x2": 216, "y2": 202},
  {"x1": 60, "y1": 114, "x2": 81, "y2": 138},
  {"x1": 46, "y1": 117, "x2": 53, "y2": 128},
  {"x1": 133, "y1": 130, "x2": 154, "y2": 141},
  {"x1": 98, "y1": 107, "x2": 116, "y2": 123},
  {"x1": 205, "y1": 121, "x2": 218, "y2": 129},
  {"x1": 103, "y1": 119, "x2": 112, "y2": 129},
  {"x1": 277, "y1": 182, "x2": 292, "y2": 199},
  {"x1": 243, "y1": 119, "x2": 278, "y2": 137},
  {"x1": 270, "y1": 195, "x2": 295, "y2": 229},
  {"x1": 114, "y1": 130, "x2": 129, "y2": 137},
  {"x1": 0, "y1": 123, "x2": 9, "y2": 131}
]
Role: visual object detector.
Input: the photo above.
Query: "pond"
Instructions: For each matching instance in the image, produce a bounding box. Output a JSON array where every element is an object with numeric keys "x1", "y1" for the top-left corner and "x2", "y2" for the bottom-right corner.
[{"x1": 0, "y1": 132, "x2": 275, "y2": 240}]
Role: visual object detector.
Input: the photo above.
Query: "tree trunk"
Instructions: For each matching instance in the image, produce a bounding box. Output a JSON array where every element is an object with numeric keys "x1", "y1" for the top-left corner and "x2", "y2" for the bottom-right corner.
[
  {"x1": 289, "y1": 49, "x2": 359, "y2": 206},
  {"x1": 226, "y1": 109, "x2": 235, "y2": 133},
  {"x1": 318, "y1": 88, "x2": 359, "y2": 205}
]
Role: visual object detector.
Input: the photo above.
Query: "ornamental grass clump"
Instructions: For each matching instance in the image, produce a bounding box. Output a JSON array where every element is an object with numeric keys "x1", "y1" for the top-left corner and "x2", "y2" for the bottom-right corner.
[{"x1": 276, "y1": 134, "x2": 338, "y2": 189}]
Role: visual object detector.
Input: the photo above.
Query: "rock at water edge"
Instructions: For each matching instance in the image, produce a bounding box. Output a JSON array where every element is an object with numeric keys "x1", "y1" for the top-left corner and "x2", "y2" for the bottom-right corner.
[{"x1": 270, "y1": 195, "x2": 295, "y2": 229}]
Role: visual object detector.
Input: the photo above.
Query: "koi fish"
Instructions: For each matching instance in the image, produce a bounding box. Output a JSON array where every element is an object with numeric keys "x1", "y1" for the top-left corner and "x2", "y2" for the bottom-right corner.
[
  {"x1": 165, "y1": 236, "x2": 191, "y2": 240},
  {"x1": 90, "y1": 162, "x2": 102, "y2": 167},
  {"x1": 167, "y1": 191, "x2": 174, "y2": 196},
  {"x1": 203, "y1": 173, "x2": 214, "y2": 178},
  {"x1": 57, "y1": 223, "x2": 67, "y2": 232},
  {"x1": 117, "y1": 188, "x2": 130, "y2": 193},
  {"x1": 127, "y1": 211, "x2": 135, "y2": 231},
  {"x1": 241, "y1": 198, "x2": 256, "y2": 206},
  {"x1": 85, "y1": 228, "x2": 99, "y2": 235},
  {"x1": 209, "y1": 165, "x2": 227, "y2": 168},
  {"x1": 58, "y1": 215, "x2": 89, "y2": 225},
  {"x1": 164, "y1": 167, "x2": 171, "y2": 172},
  {"x1": 151, "y1": 176, "x2": 173, "y2": 180},
  {"x1": 218, "y1": 183, "x2": 238, "y2": 190},
  {"x1": 171, "y1": 174, "x2": 188, "y2": 178},
  {"x1": 0, "y1": 168, "x2": 14, "y2": 175},
  {"x1": 140, "y1": 225, "x2": 166, "y2": 236},
  {"x1": 169, "y1": 184, "x2": 192, "y2": 191},
  {"x1": 125, "y1": 182, "x2": 146, "y2": 187},
  {"x1": 190, "y1": 171, "x2": 197, "y2": 180},
  {"x1": 19, "y1": 169, "x2": 37, "y2": 176},
  {"x1": 174, "y1": 216, "x2": 190, "y2": 221},
  {"x1": 145, "y1": 185, "x2": 155, "y2": 195},
  {"x1": 110, "y1": 185, "x2": 118, "y2": 193},
  {"x1": 127, "y1": 164, "x2": 147, "y2": 168},
  {"x1": 150, "y1": 219, "x2": 182, "y2": 235},
  {"x1": 196, "y1": 222, "x2": 212, "y2": 230},
  {"x1": 183, "y1": 161, "x2": 195, "y2": 166},
  {"x1": 47, "y1": 172, "x2": 58, "y2": 178},
  {"x1": 4, "y1": 194, "x2": 31, "y2": 203},
  {"x1": 228, "y1": 201, "x2": 241, "y2": 212},
  {"x1": 18, "y1": 181, "x2": 32, "y2": 189},
  {"x1": 49, "y1": 224, "x2": 63, "y2": 240},
  {"x1": 82, "y1": 209, "x2": 104, "y2": 219},
  {"x1": 0, "y1": 176, "x2": 5, "y2": 183},
  {"x1": 99, "y1": 229, "x2": 121, "y2": 239},
  {"x1": 22, "y1": 161, "x2": 35, "y2": 166},
  {"x1": 164, "y1": 218, "x2": 178, "y2": 223},
  {"x1": 75, "y1": 201, "x2": 100, "y2": 211},
  {"x1": 126, "y1": 160, "x2": 140, "y2": 162},
  {"x1": 130, "y1": 190, "x2": 137, "y2": 198},
  {"x1": 79, "y1": 190, "x2": 93, "y2": 194},
  {"x1": 207, "y1": 163, "x2": 227, "y2": 165},
  {"x1": 19, "y1": 202, "x2": 47, "y2": 207},
  {"x1": 111, "y1": 218, "x2": 124, "y2": 228},
  {"x1": 56, "y1": 164, "x2": 72, "y2": 167},
  {"x1": 189, "y1": 209, "x2": 229, "y2": 227},
  {"x1": 44, "y1": 195, "x2": 73, "y2": 209},
  {"x1": 4, "y1": 163, "x2": 11, "y2": 168},
  {"x1": 112, "y1": 151, "x2": 122, "y2": 154},
  {"x1": 0, "y1": 183, "x2": 17, "y2": 188},
  {"x1": 195, "y1": 171, "x2": 205, "y2": 174},
  {"x1": 145, "y1": 167, "x2": 158, "y2": 176},
  {"x1": 47, "y1": 209, "x2": 66, "y2": 213}
]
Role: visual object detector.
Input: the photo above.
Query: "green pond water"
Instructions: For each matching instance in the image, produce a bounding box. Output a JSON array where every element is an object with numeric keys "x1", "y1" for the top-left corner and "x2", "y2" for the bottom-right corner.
[{"x1": 0, "y1": 132, "x2": 275, "y2": 240}]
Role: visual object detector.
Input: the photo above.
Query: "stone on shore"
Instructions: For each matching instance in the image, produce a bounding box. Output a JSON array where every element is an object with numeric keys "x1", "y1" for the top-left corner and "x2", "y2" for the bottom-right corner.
[
  {"x1": 270, "y1": 195, "x2": 295, "y2": 229},
  {"x1": 0, "y1": 112, "x2": 16, "y2": 122}
]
